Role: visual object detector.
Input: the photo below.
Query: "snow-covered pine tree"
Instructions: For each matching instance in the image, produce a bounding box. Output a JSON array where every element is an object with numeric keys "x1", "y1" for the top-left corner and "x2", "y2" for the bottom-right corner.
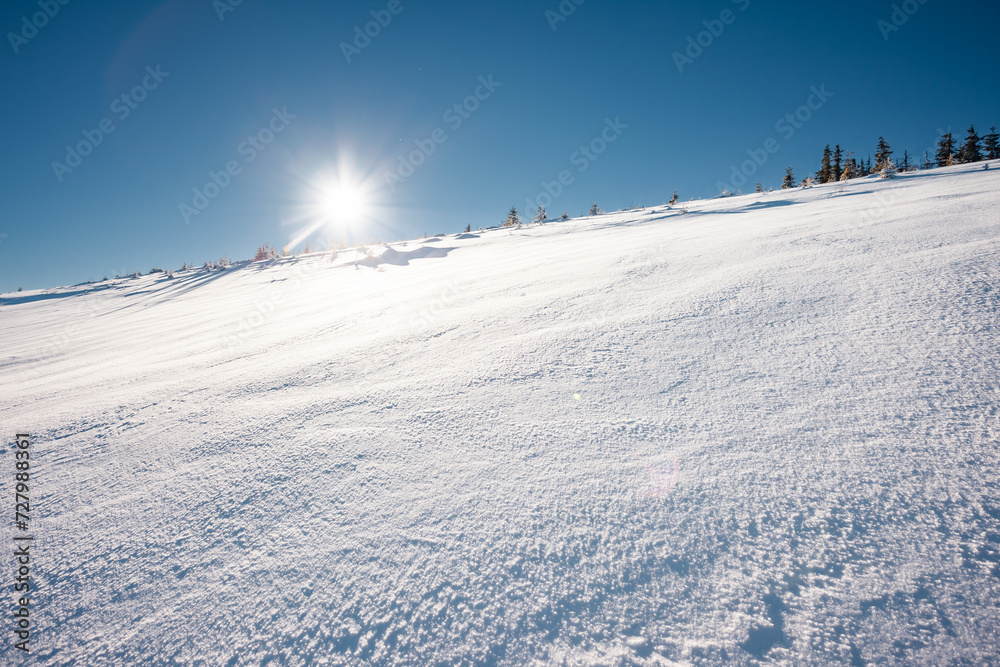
[
  {"x1": 505, "y1": 206, "x2": 521, "y2": 227},
  {"x1": 801, "y1": 176, "x2": 815, "y2": 188},
  {"x1": 935, "y1": 132, "x2": 955, "y2": 167},
  {"x1": 875, "y1": 137, "x2": 893, "y2": 170},
  {"x1": 840, "y1": 152, "x2": 857, "y2": 181},
  {"x1": 254, "y1": 243, "x2": 278, "y2": 262},
  {"x1": 984, "y1": 126, "x2": 1000, "y2": 160},
  {"x1": 561, "y1": 212, "x2": 569, "y2": 220},
  {"x1": 755, "y1": 182, "x2": 764, "y2": 193},
  {"x1": 879, "y1": 158, "x2": 898, "y2": 179},
  {"x1": 533, "y1": 206, "x2": 547, "y2": 223},
  {"x1": 816, "y1": 145, "x2": 832, "y2": 183},
  {"x1": 668, "y1": 192, "x2": 679, "y2": 205},
  {"x1": 960, "y1": 125, "x2": 982, "y2": 163},
  {"x1": 922, "y1": 151, "x2": 933, "y2": 169},
  {"x1": 589, "y1": 202, "x2": 602, "y2": 216},
  {"x1": 782, "y1": 166, "x2": 795, "y2": 189},
  {"x1": 833, "y1": 145, "x2": 843, "y2": 181}
]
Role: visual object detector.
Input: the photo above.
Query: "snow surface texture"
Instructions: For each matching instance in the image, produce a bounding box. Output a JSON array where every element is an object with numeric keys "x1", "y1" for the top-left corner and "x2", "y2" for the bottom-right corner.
[{"x1": 2, "y1": 163, "x2": 1000, "y2": 666}]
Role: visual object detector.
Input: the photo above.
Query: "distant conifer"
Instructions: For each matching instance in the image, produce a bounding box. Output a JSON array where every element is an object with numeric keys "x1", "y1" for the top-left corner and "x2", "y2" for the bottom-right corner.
[
  {"x1": 840, "y1": 152, "x2": 858, "y2": 181},
  {"x1": 984, "y1": 126, "x2": 1000, "y2": 160},
  {"x1": 505, "y1": 206, "x2": 521, "y2": 227},
  {"x1": 875, "y1": 136, "x2": 893, "y2": 170},
  {"x1": 935, "y1": 132, "x2": 955, "y2": 167},
  {"x1": 782, "y1": 166, "x2": 795, "y2": 189},
  {"x1": 817, "y1": 145, "x2": 833, "y2": 183},
  {"x1": 960, "y1": 125, "x2": 982, "y2": 163}
]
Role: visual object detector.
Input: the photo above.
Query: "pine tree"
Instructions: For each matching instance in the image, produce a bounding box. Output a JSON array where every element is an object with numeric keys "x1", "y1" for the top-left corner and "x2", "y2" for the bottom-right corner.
[
  {"x1": 505, "y1": 206, "x2": 520, "y2": 227},
  {"x1": 561, "y1": 212, "x2": 569, "y2": 220},
  {"x1": 755, "y1": 182, "x2": 764, "y2": 193},
  {"x1": 921, "y1": 150, "x2": 933, "y2": 170},
  {"x1": 833, "y1": 145, "x2": 843, "y2": 181},
  {"x1": 960, "y1": 125, "x2": 982, "y2": 163},
  {"x1": 782, "y1": 166, "x2": 795, "y2": 189},
  {"x1": 984, "y1": 126, "x2": 1000, "y2": 160},
  {"x1": 840, "y1": 152, "x2": 857, "y2": 181},
  {"x1": 817, "y1": 145, "x2": 832, "y2": 183},
  {"x1": 839, "y1": 164, "x2": 851, "y2": 181},
  {"x1": 589, "y1": 202, "x2": 602, "y2": 216},
  {"x1": 533, "y1": 206, "x2": 547, "y2": 223},
  {"x1": 875, "y1": 137, "x2": 893, "y2": 170},
  {"x1": 900, "y1": 150, "x2": 911, "y2": 172},
  {"x1": 879, "y1": 158, "x2": 897, "y2": 179},
  {"x1": 935, "y1": 132, "x2": 955, "y2": 167},
  {"x1": 465, "y1": 224, "x2": 471, "y2": 233},
  {"x1": 668, "y1": 192, "x2": 679, "y2": 205}
]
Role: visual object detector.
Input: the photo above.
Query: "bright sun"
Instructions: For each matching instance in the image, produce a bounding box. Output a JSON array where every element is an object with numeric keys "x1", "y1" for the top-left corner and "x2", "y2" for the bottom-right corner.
[
  {"x1": 319, "y1": 183, "x2": 367, "y2": 220},
  {"x1": 286, "y1": 168, "x2": 376, "y2": 251}
]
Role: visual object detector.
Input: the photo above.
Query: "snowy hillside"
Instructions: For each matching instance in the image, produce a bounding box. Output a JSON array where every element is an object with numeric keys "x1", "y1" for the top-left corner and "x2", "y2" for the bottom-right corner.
[{"x1": 2, "y1": 163, "x2": 1000, "y2": 665}]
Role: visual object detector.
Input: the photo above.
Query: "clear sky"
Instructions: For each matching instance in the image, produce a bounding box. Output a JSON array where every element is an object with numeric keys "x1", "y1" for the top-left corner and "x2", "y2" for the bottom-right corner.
[{"x1": 1, "y1": 0, "x2": 998, "y2": 292}]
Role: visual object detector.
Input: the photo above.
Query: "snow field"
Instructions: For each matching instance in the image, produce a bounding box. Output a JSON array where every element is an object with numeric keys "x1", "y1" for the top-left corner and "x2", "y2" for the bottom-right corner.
[{"x1": 1, "y1": 162, "x2": 999, "y2": 665}]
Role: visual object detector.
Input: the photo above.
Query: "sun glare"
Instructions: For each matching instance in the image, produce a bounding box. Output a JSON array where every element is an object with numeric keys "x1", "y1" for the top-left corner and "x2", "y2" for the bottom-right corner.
[
  {"x1": 285, "y1": 164, "x2": 382, "y2": 251},
  {"x1": 319, "y1": 183, "x2": 367, "y2": 221}
]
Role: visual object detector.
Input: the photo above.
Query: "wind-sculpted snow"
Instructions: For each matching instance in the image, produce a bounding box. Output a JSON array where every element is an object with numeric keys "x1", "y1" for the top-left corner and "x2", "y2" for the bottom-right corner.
[{"x1": 1, "y1": 163, "x2": 999, "y2": 665}]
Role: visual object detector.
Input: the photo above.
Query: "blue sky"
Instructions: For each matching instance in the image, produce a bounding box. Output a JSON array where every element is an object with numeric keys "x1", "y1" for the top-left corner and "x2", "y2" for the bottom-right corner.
[{"x1": 1, "y1": 0, "x2": 998, "y2": 292}]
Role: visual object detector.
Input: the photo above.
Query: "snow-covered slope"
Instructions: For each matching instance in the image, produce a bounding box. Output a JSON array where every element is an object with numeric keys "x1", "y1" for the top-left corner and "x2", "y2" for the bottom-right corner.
[{"x1": 2, "y1": 163, "x2": 999, "y2": 665}]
